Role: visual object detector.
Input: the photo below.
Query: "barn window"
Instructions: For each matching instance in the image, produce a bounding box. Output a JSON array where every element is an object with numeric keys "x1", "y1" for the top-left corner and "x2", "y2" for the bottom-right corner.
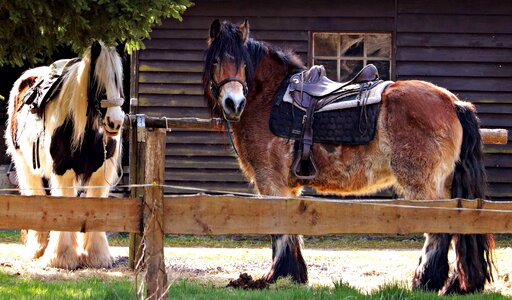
[{"x1": 312, "y1": 33, "x2": 392, "y2": 81}]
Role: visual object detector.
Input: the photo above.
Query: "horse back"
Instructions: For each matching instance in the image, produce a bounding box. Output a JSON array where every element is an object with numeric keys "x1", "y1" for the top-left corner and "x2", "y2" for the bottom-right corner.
[{"x1": 7, "y1": 67, "x2": 51, "y2": 150}]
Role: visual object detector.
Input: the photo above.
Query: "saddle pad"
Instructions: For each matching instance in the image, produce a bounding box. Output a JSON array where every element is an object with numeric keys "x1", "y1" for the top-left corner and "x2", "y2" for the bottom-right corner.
[{"x1": 269, "y1": 81, "x2": 393, "y2": 145}]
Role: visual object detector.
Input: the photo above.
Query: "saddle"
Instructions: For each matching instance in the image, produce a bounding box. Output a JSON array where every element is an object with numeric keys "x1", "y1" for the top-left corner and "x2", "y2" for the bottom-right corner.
[
  {"x1": 20, "y1": 58, "x2": 81, "y2": 118},
  {"x1": 269, "y1": 64, "x2": 394, "y2": 180}
]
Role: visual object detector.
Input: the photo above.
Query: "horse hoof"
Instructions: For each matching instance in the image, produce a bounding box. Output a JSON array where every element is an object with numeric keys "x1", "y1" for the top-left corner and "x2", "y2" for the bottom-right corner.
[
  {"x1": 79, "y1": 252, "x2": 114, "y2": 269},
  {"x1": 24, "y1": 245, "x2": 47, "y2": 260},
  {"x1": 41, "y1": 253, "x2": 80, "y2": 270}
]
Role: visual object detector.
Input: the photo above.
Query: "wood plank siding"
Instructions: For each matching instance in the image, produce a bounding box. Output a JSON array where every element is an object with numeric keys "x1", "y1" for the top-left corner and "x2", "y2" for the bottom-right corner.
[
  {"x1": 133, "y1": 0, "x2": 512, "y2": 199},
  {"x1": 396, "y1": 0, "x2": 512, "y2": 200}
]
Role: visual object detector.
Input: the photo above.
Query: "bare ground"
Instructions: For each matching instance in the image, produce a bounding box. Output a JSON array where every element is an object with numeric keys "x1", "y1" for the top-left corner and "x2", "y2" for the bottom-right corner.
[{"x1": 1, "y1": 244, "x2": 512, "y2": 296}]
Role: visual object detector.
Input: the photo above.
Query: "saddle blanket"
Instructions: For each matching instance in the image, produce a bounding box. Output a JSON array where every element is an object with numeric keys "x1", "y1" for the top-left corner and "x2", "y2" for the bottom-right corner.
[{"x1": 269, "y1": 80, "x2": 394, "y2": 145}]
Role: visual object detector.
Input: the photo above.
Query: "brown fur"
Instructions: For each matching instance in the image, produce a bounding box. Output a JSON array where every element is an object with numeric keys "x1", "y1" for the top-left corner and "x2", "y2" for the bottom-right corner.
[
  {"x1": 11, "y1": 76, "x2": 38, "y2": 146},
  {"x1": 203, "y1": 20, "x2": 493, "y2": 293}
]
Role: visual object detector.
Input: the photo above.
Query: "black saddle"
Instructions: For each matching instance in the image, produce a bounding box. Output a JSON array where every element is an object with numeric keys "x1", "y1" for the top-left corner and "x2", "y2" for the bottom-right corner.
[
  {"x1": 269, "y1": 64, "x2": 386, "y2": 180},
  {"x1": 21, "y1": 58, "x2": 81, "y2": 118}
]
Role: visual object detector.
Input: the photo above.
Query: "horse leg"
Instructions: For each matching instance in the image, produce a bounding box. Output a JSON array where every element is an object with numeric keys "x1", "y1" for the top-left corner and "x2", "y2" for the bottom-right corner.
[
  {"x1": 41, "y1": 170, "x2": 80, "y2": 269},
  {"x1": 412, "y1": 233, "x2": 451, "y2": 291},
  {"x1": 392, "y1": 163, "x2": 453, "y2": 291},
  {"x1": 440, "y1": 234, "x2": 494, "y2": 294},
  {"x1": 263, "y1": 234, "x2": 307, "y2": 283},
  {"x1": 79, "y1": 167, "x2": 115, "y2": 268},
  {"x1": 15, "y1": 162, "x2": 49, "y2": 259},
  {"x1": 256, "y1": 182, "x2": 307, "y2": 284}
]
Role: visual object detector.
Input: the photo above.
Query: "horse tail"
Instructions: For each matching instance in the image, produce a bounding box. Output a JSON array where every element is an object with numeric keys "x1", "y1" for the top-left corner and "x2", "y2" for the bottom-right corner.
[
  {"x1": 442, "y1": 102, "x2": 495, "y2": 294},
  {"x1": 451, "y1": 102, "x2": 487, "y2": 199}
]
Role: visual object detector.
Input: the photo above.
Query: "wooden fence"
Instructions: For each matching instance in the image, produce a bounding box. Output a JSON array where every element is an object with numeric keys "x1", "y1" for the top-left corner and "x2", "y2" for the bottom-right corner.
[{"x1": 0, "y1": 115, "x2": 509, "y2": 299}]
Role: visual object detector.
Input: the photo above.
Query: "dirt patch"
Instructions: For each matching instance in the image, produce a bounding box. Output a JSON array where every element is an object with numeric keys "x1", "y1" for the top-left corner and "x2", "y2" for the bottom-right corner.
[{"x1": 1, "y1": 244, "x2": 512, "y2": 296}]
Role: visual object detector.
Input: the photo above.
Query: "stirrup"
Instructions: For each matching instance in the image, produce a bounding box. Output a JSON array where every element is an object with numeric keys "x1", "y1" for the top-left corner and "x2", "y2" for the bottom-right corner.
[{"x1": 291, "y1": 150, "x2": 318, "y2": 180}]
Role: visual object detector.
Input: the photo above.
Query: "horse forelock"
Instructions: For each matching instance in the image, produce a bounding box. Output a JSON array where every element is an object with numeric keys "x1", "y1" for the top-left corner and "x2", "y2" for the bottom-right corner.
[
  {"x1": 92, "y1": 43, "x2": 124, "y2": 103},
  {"x1": 203, "y1": 21, "x2": 255, "y2": 118},
  {"x1": 57, "y1": 42, "x2": 123, "y2": 150}
]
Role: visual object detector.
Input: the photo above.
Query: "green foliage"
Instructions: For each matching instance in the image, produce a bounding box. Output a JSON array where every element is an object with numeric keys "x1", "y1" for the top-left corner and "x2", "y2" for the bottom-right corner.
[{"x1": 0, "y1": 0, "x2": 191, "y2": 66}]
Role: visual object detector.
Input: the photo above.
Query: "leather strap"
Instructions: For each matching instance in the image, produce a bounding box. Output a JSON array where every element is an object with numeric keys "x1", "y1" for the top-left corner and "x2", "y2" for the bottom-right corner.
[{"x1": 301, "y1": 97, "x2": 317, "y2": 161}]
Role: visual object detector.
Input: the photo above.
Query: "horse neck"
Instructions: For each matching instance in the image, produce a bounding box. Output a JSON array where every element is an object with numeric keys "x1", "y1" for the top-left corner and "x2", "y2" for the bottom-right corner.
[
  {"x1": 231, "y1": 52, "x2": 295, "y2": 137},
  {"x1": 58, "y1": 59, "x2": 90, "y2": 149}
]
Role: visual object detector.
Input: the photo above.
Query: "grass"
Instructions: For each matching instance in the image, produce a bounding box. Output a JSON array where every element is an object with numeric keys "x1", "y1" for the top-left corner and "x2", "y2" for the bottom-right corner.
[
  {"x1": 0, "y1": 270, "x2": 508, "y2": 300},
  {"x1": 0, "y1": 271, "x2": 134, "y2": 299}
]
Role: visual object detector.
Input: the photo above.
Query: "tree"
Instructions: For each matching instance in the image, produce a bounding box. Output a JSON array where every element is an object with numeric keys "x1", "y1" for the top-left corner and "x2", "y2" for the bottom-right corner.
[{"x1": 0, "y1": 0, "x2": 191, "y2": 66}]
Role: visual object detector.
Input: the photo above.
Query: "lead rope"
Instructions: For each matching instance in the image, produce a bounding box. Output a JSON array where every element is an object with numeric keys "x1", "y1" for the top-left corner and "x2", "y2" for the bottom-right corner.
[
  {"x1": 225, "y1": 120, "x2": 239, "y2": 157},
  {"x1": 103, "y1": 138, "x2": 124, "y2": 187}
]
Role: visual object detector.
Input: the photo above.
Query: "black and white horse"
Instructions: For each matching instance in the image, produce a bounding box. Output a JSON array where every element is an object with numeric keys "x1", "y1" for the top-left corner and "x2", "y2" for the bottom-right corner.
[{"x1": 5, "y1": 42, "x2": 125, "y2": 269}]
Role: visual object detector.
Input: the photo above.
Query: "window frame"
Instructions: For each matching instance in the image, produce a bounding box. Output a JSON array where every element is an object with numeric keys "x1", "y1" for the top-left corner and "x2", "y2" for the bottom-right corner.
[{"x1": 309, "y1": 32, "x2": 394, "y2": 81}]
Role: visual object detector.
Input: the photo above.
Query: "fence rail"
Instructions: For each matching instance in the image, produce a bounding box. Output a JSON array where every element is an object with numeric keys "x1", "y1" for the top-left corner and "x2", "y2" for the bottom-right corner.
[
  {"x1": 2, "y1": 195, "x2": 512, "y2": 235},
  {"x1": 0, "y1": 115, "x2": 507, "y2": 299}
]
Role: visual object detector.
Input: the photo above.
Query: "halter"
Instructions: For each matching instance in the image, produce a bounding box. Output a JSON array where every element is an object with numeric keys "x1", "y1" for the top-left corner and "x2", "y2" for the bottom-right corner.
[
  {"x1": 209, "y1": 74, "x2": 248, "y2": 158},
  {"x1": 209, "y1": 77, "x2": 248, "y2": 100}
]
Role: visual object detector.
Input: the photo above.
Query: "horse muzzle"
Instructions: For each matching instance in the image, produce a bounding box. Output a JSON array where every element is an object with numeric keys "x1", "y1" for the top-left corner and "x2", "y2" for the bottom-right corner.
[
  {"x1": 103, "y1": 112, "x2": 125, "y2": 136},
  {"x1": 222, "y1": 96, "x2": 246, "y2": 122}
]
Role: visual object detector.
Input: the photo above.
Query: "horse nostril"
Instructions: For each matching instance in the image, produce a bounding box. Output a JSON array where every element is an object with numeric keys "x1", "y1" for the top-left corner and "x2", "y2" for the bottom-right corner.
[
  {"x1": 225, "y1": 97, "x2": 236, "y2": 112},
  {"x1": 237, "y1": 98, "x2": 246, "y2": 114}
]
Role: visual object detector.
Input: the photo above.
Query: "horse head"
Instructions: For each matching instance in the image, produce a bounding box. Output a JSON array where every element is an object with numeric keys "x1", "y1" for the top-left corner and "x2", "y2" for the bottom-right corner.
[
  {"x1": 203, "y1": 19, "x2": 253, "y2": 122},
  {"x1": 88, "y1": 41, "x2": 125, "y2": 136}
]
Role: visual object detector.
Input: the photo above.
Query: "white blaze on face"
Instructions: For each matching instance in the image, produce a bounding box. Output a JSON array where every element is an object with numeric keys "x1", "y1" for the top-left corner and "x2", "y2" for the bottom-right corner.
[
  {"x1": 220, "y1": 81, "x2": 246, "y2": 119},
  {"x1": 105, "y1": 105, "x2": 125, "y2": 133}
]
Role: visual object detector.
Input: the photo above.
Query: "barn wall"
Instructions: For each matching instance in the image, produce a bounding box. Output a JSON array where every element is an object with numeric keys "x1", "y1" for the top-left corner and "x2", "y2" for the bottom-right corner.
[
  {"x1": 134, "y1": 0, "x2": 512, "y2": 199},
  {"x1": 134, "y1": 0, "x2": 395, "y2": 194},
  {"x1": 395, "y1": 0, "x2": 512, "y2": 200}
]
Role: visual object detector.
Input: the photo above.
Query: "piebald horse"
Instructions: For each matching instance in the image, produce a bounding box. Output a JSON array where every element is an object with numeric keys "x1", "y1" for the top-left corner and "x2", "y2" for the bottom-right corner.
[
  {"x1": 203, "y1": 19, "x2": 494, "y2": 295},
  {"x1": 6, "y1": 41, "x2": 124, "y2": 269}
]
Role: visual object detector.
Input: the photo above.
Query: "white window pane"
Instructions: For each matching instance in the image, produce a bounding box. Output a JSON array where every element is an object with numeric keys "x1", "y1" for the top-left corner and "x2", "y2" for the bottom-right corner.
[
  {"x1": 340, "y1": 60, "x2": 364, "y2": 82},
  {"x1": 340, "y1": 35, "x2": 364, "y2": 57},
  {"x1": 367, "y1": 34, "x2": 391, "y2": 58},
  {"x1": 314, "y1": 33, "x2": 338, "y2": 57}
]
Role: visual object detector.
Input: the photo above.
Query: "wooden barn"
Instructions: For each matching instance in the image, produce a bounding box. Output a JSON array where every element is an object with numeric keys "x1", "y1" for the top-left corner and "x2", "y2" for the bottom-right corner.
[
  {"x1": 131, "y1": 0, "x2": 512, "y2": 200},
  {"x1": 1, "y1": 0, "x2": 509, "y2": 200},
  {"x1": 130, "y1": 0, "x2": 512, "y2": 199}
]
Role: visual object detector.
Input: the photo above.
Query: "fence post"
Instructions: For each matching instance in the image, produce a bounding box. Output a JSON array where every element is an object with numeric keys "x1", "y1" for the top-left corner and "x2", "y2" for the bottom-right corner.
[
  {"x1": 129, "y1": 114, "x2": 145, "y2": 269},
  {"x1": 143, "y1": 128, "x2": 167, "y2": 299}
]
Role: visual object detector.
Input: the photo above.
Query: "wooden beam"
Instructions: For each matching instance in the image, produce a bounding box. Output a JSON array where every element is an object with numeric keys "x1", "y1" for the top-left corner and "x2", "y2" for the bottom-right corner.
[
  {"x1": 125, "y1": 115, "x2": 224, "y2": 130},
  {"x1": 0, "y1": 195, "x2": 140, "y2": 232},
  {"x1": 481, "y1": 128, "x2": 508, "y2": 145},
  {"x1": 144, "y1": 128, "x2": 168, "y2": 300},
  {"x1": 123, "y1": 115, "x2": 507, "y2": 144},
  {"x1": 163, "y1": 195, "x2": 512, "y2": 235}
]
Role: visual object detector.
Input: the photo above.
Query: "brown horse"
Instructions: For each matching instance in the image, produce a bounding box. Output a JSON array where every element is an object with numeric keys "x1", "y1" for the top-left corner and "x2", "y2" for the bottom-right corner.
[{"x1": 203, "y1": 19, "x2": 494, "y2": 295}]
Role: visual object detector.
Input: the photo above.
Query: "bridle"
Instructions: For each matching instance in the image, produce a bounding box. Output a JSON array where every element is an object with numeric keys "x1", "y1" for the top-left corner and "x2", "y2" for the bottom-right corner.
[
  {"x1": 209, "y1": 76, "x2": 248, "y2": 100},
  {"x1": 208, "y1": 63, "x2": 249, "y2": 157}
]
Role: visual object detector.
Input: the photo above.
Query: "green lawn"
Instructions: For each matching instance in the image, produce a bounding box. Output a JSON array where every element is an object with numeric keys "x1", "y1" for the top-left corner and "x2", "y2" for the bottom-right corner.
[
  {"x1": 0, "y1": 271, "x2": 508, "y2": 300},
  {"x1": 1, "y1": 230, "x2": 511, "y2": 299}
]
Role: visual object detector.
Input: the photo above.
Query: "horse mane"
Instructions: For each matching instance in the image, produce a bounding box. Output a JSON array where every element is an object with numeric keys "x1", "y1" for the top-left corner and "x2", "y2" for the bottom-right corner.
[
  {"x1": 59, "y1": 42, "x2": 123, "y2": 150},
  {"x1": 203, "y1": 20, "x2": 304, "y2": 118}
]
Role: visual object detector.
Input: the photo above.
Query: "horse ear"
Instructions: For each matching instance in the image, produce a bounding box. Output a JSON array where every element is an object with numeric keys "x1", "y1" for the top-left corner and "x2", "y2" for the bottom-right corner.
[
  {"x1": 239, "y1": 19, "x2": 250, "y2": 44},
  {"x1": 209, "y1": 19, "x2": 221, "y2": 44},
  {"x1": 90, "y1": 41, "x2": 102, "y2": 61}
]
